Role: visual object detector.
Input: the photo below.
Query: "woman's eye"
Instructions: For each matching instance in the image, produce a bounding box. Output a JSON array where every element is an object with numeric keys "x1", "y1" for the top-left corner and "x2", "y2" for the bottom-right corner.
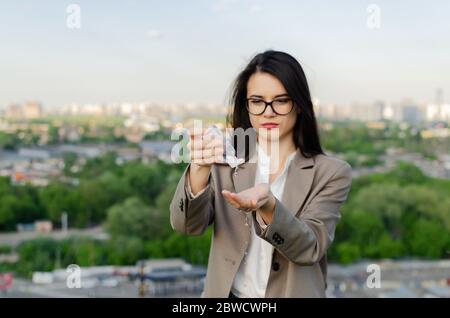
[
  {"x1": 274, "y1": 99, "x2": 290, "y2": 104},
  {"x1": 250, "y1": 100, "x2": 265, "y2": 105}
]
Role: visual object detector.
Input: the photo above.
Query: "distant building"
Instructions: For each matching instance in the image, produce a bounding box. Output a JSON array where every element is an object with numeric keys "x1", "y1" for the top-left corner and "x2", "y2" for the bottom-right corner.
[
  {"x1": 426, "y1": 103, "x2": 450, "y2": 122},
  {"x1": 131, "y1": 258, "x2": 207, "y2": 296},
  {"x1": 4, "y1": 101, "x2": 43, "y2": 119},
  {"x1": 34, "y1": 220, "x2": 53, "y2": 234},
  {"x1": 347, "y1": 102, "x2": 385, "y2": 122},
  {"x1": 401, "y1": 104, "x2": 423, "y2": 124},
  {"x1": 5, "y1": 103, "x2": 23, "y2": 118},
  {"x1": 24, "y1": 101, "x2": 43, "y2": 119},
  {"x1": 27, "y1": 259, "x2": 205, "y2": 297},
  {"x1": 421, "y1": 128, "x2": 450, "y2": 139},
  {"x1": 140, "y1": 140, "x2": 176, "y2": 159}
]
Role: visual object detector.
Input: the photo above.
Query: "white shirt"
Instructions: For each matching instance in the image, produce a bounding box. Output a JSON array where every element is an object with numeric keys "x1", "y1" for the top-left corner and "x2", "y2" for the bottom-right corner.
[
  {"x1": 230, "y1": 143, "x2": 296, "y2": 298},
  {"x1": 186, "y1": 143, "x2": 297, "y2": 298}
]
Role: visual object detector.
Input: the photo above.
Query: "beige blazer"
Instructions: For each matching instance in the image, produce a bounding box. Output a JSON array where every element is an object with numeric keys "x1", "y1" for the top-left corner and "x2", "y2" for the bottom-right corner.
[{"x1": 170, "y1": 147, "x2": 352, "y2": 298}]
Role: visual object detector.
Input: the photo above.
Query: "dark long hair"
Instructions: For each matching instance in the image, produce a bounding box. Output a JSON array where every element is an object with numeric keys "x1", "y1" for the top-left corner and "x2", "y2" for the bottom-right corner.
[{"x1": 226, "y1": 50, "x2": 324, "y2": 161}]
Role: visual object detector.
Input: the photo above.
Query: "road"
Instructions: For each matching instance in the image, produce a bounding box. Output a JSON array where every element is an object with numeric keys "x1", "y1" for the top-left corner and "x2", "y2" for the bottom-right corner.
[{"x1": 0, "y1": 226, "x2": 108, "y2": 247}]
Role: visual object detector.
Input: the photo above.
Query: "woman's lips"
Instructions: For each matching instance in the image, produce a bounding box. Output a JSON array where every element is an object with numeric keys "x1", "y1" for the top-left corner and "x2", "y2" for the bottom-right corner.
[{"x1": 261, "y1": 123, "x2": 279, "y2": 129}]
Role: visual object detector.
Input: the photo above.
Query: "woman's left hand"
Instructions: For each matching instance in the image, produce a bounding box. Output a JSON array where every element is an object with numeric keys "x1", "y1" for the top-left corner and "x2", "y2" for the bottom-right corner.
[{"x1": 222, "y1": 183, "x2": 275, "y2": 214}]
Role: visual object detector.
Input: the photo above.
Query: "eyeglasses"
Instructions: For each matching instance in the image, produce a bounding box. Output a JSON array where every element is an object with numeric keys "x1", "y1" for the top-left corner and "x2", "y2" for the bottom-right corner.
[{"x1": 246, "y1": 97, "x2": 294, "y2": 116}]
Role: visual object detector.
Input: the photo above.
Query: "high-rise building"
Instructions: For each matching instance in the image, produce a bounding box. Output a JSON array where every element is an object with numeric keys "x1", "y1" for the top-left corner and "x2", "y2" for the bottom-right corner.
[
  {"x1": 436, "y1": 88, "x2": 443, "y2": 105},
  {"x1": 401, "y1": 103, "x2": 422, "y2": 124}
]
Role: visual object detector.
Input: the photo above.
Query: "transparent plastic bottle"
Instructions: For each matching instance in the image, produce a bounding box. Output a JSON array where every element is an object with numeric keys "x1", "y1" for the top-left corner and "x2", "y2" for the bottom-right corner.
[{"x1": 204, "y1": 125, "x2": 245, "y2": 169}]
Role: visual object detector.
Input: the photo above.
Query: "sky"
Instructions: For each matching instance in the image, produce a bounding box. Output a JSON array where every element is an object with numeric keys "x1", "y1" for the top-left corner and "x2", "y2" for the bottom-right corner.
[{"x1": 1, "y1": 0, "x2": 450, "y2": 108}]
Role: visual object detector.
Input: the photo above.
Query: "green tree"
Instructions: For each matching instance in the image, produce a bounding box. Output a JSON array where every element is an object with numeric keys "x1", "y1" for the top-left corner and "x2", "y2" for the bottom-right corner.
[
  {"x1": 405, "y1": 220, "x2": 450, "y2": 258},
  {"x1": 16, "y1": 238, "x2": 58, "y2": 277},
  {"x1": 349, "y1": 184, "x2": 406, "y2": 238},
  {"x1": 122, "y1": 162, "x2": 167, "y2": 205},
  {"x1": 0, "y1": 192, "x2": 43, "y2": 231},
  {"x1": 106, "y1": 197, "x2": 167, "y2": 241},
  {"x1": 79, "y1": 180, "x2": 111, "y2": 225},
  {"x1": 97, "y1": 171, "x2": 133, "y2": 205},
  {"x1": 334, "y1": 242, "x2": 361, "y2": 264},
  {"x1": 107, "y1": 236, "x2": 144, "y2": 265},
  {"x1": 39, "y1": 183, "x2": 86, "y2": 227}
]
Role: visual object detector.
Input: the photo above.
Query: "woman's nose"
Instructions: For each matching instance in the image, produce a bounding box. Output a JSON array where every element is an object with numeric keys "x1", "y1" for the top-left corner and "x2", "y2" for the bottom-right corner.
[{"x1": 263, "y1": 105, "x2": 276, "y2": 116}]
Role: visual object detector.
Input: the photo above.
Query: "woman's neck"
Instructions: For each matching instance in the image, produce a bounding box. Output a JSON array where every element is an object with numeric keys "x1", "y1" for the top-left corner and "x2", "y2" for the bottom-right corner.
[{"x1": 257, "y1": 133, "x2": 297, "y2": 166}]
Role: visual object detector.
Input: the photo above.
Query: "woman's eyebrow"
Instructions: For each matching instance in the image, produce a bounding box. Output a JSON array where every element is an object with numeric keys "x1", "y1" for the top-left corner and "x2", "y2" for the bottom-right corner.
[{"x1": 248, "y1": 93, "x2": 289, "y2": 98}]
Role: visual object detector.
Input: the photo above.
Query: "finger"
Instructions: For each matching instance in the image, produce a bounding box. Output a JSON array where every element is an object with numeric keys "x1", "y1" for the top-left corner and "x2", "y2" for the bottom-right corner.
[
  {"x1": 190, "y1": 149, "x2": 204, "y2": 160},
  {"x1": 189, "y1": 134, "x2": 212, "y2": 151},
  {"x1": 229, "y1": 193, "x2": 253, "y2": 209},
  {"x1": 188, "y1": 135, "x2": 219, "y2": 152},
  {"x1": 194, "y1": 146, "x2": 223, "y2": 164},
  {"x1": 188, "y1": 129, "x2": 217, "y2": 146},
  {"x1": 222, "y1": 190, "x2": 236, "y2": 203},
  {"x1": 204, "y1": 137, "x2": 223, "y2": 150},
  {"x1": 201, "y1": 146, "x2": 224, "y2": 158},
  {"x1": 191, "y1": 155, "x2": 224, "y2": 166},
  {"x1": 190, "y1": 146, "x2": 222, "y2": 158},
  {"x1": 189, "y1": 136, "x2": 208, "y2": 150},
  {"x1": 222, "y1": 190, "x2": 241, "y2": 208},
  {"x1": 224, "y1": 195, "x2": 240, "y2": 209},
  {"x1": 191, "y1": 157, "x2": 204, "y2": 166},
  {"x1": 202, "y1": 154, "x2": 225, "y2": 165}
]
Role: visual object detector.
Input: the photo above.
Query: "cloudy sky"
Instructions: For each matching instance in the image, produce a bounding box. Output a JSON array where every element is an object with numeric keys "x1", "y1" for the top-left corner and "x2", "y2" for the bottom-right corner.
[{"x1": 1, "y1": 0, "x2": 449, "y2": 107}]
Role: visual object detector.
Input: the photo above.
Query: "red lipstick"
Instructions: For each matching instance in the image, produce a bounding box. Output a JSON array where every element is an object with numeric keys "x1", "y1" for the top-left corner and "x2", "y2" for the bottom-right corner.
[{"x1": 261, "y1": 123, "x2": 279, "y2": 129}]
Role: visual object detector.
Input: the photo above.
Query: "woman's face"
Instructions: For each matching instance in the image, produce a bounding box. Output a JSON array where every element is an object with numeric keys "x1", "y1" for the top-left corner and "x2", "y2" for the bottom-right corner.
[{"x1": 246, "y1": 71, "x2": 298, "y2": 144}]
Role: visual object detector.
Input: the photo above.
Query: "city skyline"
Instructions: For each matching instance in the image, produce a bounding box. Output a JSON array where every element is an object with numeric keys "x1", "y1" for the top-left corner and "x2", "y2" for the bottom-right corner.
[
  {"x1": 2, "y1": 97, "x2": 450, "y2": 125},
  {"x1": 0, "y1": 89, "x2": 447, "y2": 110},
  {"x1": 1, "y1": 1, "x2": 450, "y2": 107}
]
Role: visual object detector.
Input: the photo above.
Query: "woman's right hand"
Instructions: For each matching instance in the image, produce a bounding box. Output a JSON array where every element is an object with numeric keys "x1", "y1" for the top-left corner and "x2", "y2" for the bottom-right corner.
[
  {"x1": 187, "y1": 127, "x2": 225, "y2": 169},
  {"x1": 186, "y1": 127, "x2": 225, "y2": 195}
]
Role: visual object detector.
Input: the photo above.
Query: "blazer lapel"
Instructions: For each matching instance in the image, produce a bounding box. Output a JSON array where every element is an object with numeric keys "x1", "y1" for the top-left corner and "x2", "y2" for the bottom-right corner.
[{"x1": 281, "y1": 150, "x2": 316, "y2": 216}]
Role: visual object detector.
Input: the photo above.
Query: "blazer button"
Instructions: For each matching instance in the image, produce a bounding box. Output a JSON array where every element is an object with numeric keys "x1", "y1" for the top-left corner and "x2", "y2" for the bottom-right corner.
[
  {"x1": 272, "y1": 262, "x2": 280, "y2": 271},
  {"x1": 179, "y1": 199, "x2": 184, "y2": 212}
]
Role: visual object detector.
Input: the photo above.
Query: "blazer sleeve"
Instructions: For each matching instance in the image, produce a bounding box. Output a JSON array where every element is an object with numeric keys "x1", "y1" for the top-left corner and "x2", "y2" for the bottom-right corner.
[
  {"x1": 252, "y1": 162, "x2": 352, "y2": 265},
  {"x1": 169, "y1": 164, "x2": 215, "y2": 235}
]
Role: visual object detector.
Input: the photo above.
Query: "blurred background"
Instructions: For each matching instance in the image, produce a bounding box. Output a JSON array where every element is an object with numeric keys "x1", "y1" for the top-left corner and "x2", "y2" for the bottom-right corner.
[{"x1": 0, "y1": 0, "x2": 449, "y2": 298}]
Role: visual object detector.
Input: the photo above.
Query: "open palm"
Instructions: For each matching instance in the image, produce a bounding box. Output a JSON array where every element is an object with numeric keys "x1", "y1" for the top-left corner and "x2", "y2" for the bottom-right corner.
[{"x1": 222, "y1": 183, "x2": 270, "y2": 212}]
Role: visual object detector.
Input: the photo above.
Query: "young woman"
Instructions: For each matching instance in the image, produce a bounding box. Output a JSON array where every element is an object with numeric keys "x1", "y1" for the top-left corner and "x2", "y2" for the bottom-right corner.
[{"x1": 170, "y1": 50, "x2": 352, "y2": 298}]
